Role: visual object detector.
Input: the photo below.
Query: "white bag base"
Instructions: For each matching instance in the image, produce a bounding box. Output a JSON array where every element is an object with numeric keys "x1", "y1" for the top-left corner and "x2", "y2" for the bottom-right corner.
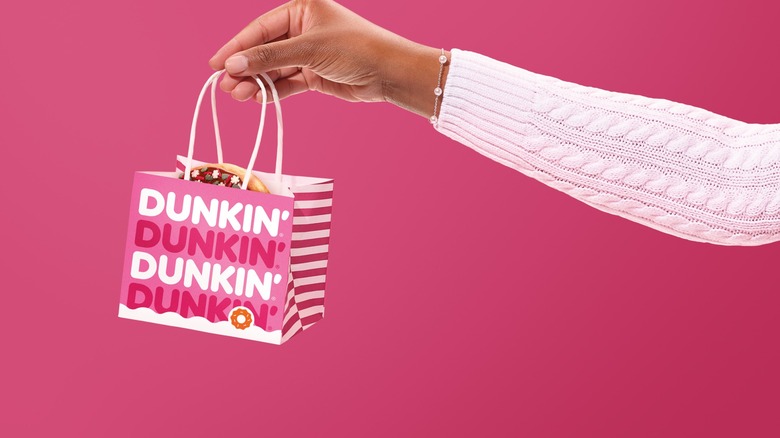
[{"x1": 118, "y1": 304, "x2": 283, "y2": 345}]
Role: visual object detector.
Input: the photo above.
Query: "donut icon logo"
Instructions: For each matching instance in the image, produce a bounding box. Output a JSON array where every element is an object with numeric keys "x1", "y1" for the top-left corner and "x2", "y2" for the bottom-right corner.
[{"x1": 229, "y1": 307, "x2": 253, "y2": 330}]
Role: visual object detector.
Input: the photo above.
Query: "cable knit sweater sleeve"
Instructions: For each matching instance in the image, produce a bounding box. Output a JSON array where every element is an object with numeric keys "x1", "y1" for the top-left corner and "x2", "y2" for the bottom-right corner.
[{"x1": 435, "y1": 48, "x2": 780, "y2": 246}]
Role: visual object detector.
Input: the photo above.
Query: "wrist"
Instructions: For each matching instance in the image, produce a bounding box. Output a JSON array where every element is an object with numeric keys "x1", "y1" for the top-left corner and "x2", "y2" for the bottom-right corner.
[{"x1": 382, "y1": 43, "x2": 450, "y2": 119}]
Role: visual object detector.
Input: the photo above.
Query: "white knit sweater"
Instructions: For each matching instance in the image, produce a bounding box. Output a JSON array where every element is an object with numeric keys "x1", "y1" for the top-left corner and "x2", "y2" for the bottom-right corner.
[{"x1": 436, "y1": 49, "x2": 780, "y2": 246}]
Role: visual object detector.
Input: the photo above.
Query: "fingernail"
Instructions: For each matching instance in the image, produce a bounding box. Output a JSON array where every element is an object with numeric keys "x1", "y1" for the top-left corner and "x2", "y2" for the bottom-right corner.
[{"x1": 225, "y1": 55, "x2": 248, "y2": 74}]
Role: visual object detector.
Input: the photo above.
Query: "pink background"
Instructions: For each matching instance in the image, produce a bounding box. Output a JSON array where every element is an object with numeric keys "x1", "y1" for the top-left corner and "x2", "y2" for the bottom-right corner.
[{"x1": 2, "y1": 0, "x2": 779, "y2": 436}]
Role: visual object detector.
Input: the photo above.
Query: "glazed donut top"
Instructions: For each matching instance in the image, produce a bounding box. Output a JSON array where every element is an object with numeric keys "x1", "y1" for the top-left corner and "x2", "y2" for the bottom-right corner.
[{"x1": 179, "y1": 163, "x2": 269, "y2": 193}]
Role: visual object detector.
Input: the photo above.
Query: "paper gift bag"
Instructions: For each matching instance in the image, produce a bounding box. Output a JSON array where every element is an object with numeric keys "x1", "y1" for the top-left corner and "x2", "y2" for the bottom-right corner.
[{"x1": 118, "y1": 71, "x2": 333, "y2": 344}]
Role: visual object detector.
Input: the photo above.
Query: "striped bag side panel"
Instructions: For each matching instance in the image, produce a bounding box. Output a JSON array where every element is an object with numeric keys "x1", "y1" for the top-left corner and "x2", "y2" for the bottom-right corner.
[
  {"x1": 281, "y1": 267, "x2": 300, "y2": 342},
  {"x1": 281, "y1": 180, "x2": 333, "y2": 343}
]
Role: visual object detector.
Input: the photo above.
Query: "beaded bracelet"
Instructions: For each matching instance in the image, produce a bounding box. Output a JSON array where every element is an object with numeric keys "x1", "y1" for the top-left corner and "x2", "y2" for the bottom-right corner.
[{"x1": 430, "y1": 48, "x2": 448, "y2": 125}]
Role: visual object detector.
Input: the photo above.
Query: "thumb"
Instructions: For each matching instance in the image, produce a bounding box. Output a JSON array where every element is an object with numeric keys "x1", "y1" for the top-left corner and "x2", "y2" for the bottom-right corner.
[{"x1": 224, "y1": 37, "x2": 317, "y2": 76}]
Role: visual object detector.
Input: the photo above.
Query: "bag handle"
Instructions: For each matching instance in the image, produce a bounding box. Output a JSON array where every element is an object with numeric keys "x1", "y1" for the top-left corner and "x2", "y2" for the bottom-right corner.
[{"x1": 183, "y1": 70, "x2": 284, "y2": 189}]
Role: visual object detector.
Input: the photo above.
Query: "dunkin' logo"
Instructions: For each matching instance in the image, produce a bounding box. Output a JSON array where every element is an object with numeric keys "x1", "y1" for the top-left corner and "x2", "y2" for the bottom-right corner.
[{"x1": 120, "y1": 182, "x2": 293, "y2": 333}]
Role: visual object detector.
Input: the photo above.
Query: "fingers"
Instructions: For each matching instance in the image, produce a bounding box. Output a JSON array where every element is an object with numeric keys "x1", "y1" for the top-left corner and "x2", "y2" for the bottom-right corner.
[
  {"x1": 219, "y1": 68, "x2": 300, "y2": 102},
  {"x1": 209, "y1": 2, "x2": 292, "y2": 70},
  {"x1": 232, "y1": 81, "x2": 258, "y2": 102},
  {"x1": 262, "y1": 71, "x2": 311, "y2": 102},
  {"x1": 219, "y1": 67, "x2": 297, "y2": 93},
  {"x1": 219, "y1": 75, "x2": 242, "y2": 93},
  {"x1": 233, "y1": 72, "x2": 284, "y2": 101},
  {"x1": 238, "y1": 71, "x2": 311, "y2": 104},
  {"x1": 224, "y1": 36, "x2": 316, "y2": 76}
]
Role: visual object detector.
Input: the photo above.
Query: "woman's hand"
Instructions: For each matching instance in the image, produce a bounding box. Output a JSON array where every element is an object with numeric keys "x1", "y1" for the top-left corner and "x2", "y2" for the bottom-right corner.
[{"x1": 209, "y1": 0, "x2": 448, "y2": 118}]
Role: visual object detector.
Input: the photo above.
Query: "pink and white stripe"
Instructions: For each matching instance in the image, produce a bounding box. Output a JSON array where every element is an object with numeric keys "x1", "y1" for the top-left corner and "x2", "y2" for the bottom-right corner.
[{"x1": 281, "y1": 180, "x2": 333, "y2": 342}]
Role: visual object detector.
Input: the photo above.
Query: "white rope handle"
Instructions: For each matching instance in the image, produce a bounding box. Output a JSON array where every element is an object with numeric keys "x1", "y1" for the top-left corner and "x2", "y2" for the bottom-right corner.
[
  {"x1": 210, "y1": 77, "x2": 223, "y2": 164},
  {"x1": 184, "y1": 70, "x2": 285, "y2": 190},
  {"x1": 208, "y1": 71, "x2": 284, "y2": 174},
  {"x1": 261, "y1": 71, "x2": 284, "y2": 176}
]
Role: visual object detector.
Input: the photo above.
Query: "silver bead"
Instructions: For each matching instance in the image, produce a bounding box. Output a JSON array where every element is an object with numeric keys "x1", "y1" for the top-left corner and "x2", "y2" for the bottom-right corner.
[
  {"x1": 429, "y1": 115, "x2": 438, "y2": 124},
  {"x1": 434, "y1": 87, "x2": 442, "y2": 96},
  {"x1": 439, "y1": 55, "x2": 448, "y2": 64}
]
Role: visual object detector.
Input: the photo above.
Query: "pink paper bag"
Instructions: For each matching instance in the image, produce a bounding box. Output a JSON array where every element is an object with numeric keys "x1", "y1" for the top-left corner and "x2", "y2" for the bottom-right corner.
[{"x1": 118, "y1": 71, "x2": 333, "y2": 344}]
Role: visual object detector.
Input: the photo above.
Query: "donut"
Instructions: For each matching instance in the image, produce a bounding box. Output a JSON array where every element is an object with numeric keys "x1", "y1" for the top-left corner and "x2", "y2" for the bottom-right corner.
[
  {"x1": 180, "y1": 163, "x2": 269, "y2": 193},
  {"x1": 229, "y1": 307, "x2": 253, "y2": 330}
]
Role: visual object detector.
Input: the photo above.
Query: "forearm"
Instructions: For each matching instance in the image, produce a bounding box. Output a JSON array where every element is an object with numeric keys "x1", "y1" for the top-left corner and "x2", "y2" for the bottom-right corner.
[
  {"x1": 434, "y1": 49, "x2": 780, "y2": 245},
  {"x1": 382, "y1": 42, "x2": 450, "y2": 119}
]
